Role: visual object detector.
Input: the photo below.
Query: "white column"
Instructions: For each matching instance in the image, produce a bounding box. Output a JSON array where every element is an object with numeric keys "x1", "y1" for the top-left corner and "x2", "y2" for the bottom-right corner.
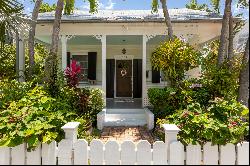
[
  {"x1": 102, "y1": 35, "x2": 107, "y2": 105},
  {"x1": 163, "y1": 124, "x2": 181, "y2": 164},
  {"x1": 142, "y1": 35, "x2": 147, "y2": 107},
  {"x1": 61, "y1": 35, "x2": 67, "y2": 71},
  {"x1": 18, "y1": 34, "x2": 25, "y2": 82}
]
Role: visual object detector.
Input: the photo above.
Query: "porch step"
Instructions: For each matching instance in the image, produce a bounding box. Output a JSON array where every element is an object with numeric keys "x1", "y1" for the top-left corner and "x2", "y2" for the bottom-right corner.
[
  {"x1": 104, "y1": 119, "x2": 147, "y2": 127},
  {"x1": 106, "y1": 109, "x2": 145, "y2": 114},
  {"x1": 104, "y1": 109, "x2": 147, "y2": 127},
  {"x1": 97, "y1": 108, "x2": 154, "y2": 130}
]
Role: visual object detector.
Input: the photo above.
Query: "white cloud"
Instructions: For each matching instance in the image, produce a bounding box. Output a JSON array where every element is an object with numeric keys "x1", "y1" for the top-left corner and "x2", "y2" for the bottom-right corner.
[
  {"x1": 232, "y1": 2, "x2": 249, "y2": 20},
  {"x1": 82, "y1": 3, "x2": 90, "y2": 10},
  {"x1": 105, "y1": 0, "x2": 116, "y2": 10},
  {"x1": 82, "y1": 0, "x2": 116, "y2": 11},
  {"x1": 232, "y1": 3, "x2": 241, "y2": 15}
]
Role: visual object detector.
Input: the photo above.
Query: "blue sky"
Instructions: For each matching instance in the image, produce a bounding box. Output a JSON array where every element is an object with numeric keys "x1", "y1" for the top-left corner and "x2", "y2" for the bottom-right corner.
[{"x1": 20, "y1": 0, "x2": 248, "y2": 19}]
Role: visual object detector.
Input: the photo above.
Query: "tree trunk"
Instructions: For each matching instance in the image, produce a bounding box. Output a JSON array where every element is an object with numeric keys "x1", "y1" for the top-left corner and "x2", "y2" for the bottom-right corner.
[
  {"x1": 217, "y1": 0, "x2": 232, "y2": 66},
  {"x1": 44, "y1": 0, "x2": 64, "y2": 83},
  {"x1": 160, "y1": 0, "x2": 174, "y2": 40},
  {"x1": 28, "y1": 0, "x2": 43, "y2": 78},
  {"x1": 228, "y1": 14, "x2": 234, "y2": 68},
  {"x1": 238, "y1": 37, "x2": 249, "y2": 107},
  {"x1": 50, "y1": 0, "x2": 64, "y2": 56}
]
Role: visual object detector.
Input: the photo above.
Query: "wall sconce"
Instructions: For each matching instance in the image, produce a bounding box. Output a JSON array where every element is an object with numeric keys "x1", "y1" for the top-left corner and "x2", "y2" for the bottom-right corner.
[{"x1": 122, "y1": 48, "x2": 126, "y2": 54}]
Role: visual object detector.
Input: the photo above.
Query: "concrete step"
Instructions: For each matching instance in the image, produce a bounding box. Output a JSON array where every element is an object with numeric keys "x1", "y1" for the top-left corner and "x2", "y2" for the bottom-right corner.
[
  {"x1": 97, "y1": 108, "x2": 154, "y2": 130},
  {"x1": 104, "y1": 109, "x2": 147, "y2": 127},
  {"x1": 105, "y1": 114, "x2": 146, "y2": 121},
  {"x1": 106, "y1": 109, "x2": 145, "y2": 114},
  {"x1": 104, "y1": 119, "x2": 147, "y2": 127}
]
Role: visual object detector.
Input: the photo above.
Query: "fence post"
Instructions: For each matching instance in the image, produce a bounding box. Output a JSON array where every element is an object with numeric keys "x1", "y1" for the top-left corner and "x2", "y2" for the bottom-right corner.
[
  {"x1": 61, "y1": 122, "x2": 80, "y2": 144},
  {"x1": 163, "y1": 124, "x2": 181, "y2": 164},
  {"x1": 58, "y1": 122, "x2": 80, "y2": 165}
]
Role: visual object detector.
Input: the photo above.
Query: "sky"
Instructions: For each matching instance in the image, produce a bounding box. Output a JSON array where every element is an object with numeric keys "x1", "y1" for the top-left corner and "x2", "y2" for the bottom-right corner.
[{"x1": 20, "y1": 0, "x2": 249, "y2": 19}]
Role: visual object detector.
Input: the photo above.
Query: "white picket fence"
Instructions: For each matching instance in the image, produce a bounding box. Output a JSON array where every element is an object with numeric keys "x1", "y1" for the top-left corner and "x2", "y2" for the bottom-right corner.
[{"x1": 0, "y1": 122, "x2": 249, "y2": 165}]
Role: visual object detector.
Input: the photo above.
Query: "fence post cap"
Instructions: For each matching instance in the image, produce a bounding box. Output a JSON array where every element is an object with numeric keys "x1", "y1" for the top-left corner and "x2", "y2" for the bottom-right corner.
[
  {"x1": 61, "y1": 122, "x2": 80, "y2": 130},
  {"x1": 162, "y1": 124, "x2": 180, "y2": 133}
]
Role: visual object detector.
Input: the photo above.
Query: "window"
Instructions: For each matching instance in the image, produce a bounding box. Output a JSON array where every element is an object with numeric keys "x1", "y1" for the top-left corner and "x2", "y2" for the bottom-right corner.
[{"x1": 71, "y1": 55, "x2": 88, "y2": 82}]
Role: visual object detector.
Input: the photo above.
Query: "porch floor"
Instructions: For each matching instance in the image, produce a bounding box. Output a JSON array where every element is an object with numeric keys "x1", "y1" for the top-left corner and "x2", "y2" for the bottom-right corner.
[{"x1": 106, "y1": 98, "x2": 142, "y2": 109}]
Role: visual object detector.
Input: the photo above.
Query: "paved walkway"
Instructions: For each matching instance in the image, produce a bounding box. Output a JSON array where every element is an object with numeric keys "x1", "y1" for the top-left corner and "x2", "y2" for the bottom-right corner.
[{"x1": 100, "y1": 126, "x2": 155, "y2": 144}]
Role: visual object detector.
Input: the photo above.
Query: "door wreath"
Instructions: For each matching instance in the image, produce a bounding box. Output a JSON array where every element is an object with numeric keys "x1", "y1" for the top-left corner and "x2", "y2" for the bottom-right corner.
[
  {"x1": 118, "y1": 61, "x2": 128, "y2": 77},
  {"x1": 121, "y1": 69, "x2": 127, "y2": 77}
]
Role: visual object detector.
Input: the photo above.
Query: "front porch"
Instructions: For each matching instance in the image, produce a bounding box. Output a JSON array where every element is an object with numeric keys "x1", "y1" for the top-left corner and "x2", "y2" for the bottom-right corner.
[{"x1": 37, "y1": 34, "x2": 172, "y2": 107}]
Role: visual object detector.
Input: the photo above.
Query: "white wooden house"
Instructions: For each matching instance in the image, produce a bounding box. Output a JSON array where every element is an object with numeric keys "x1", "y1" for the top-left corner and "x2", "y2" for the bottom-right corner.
[{"x1": 33, "y1": 8, "x2": 224, "y2": 128}]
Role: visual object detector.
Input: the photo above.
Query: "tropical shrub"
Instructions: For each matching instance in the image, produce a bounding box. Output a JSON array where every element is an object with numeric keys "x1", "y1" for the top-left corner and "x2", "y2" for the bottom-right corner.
[
  {"x1": 0, "y1": 86, "x2": 78, "y2": 150},
  {"x1": 0, "y1": 79, "x2": 33, "y2": 110},
  {"x1": 0, "y1": 44, "x2": 16, "y2": 80},
  {"x1": 157, "y1": 98, "x2": 249, "y2": 145},
  {"x1": 0, "y1": 43, "x2": 49, "y2": 82},
  {"x1": 148, "y1": 81, "x2": 213, "y2": 119},
  {"x1": 64, "y1": 60, "x2": 81, "y2": 88},
  {"x1": 200, "y1": 40, "x2": 242, "y2": 100},
  {"x1": 0, "y1": 80, "x2": 104, "y2": 150},
  {"x1": 56, "y1": 86, "x2": 104, "y2": 127},
  {"x1": 148, "y1": 87, "x2": 178, "y2": 118},
  {"x1": 86, "y1": 88, "x2": 104, "y2": 125},
  {"x1": 151, "y1": 37, "x2": 201, "y2": 87},
  {"x1": 25, "y1": 43, "x2": 50, "y2": 83}
]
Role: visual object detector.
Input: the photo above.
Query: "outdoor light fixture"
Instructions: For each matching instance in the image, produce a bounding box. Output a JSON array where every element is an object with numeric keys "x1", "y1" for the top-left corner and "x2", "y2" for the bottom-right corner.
[{"x1": 122, "y1": 48, "x2": 126, "y2": 54}]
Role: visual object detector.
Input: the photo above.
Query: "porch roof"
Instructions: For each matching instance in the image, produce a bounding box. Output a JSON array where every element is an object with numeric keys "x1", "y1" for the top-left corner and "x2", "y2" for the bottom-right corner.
[{"x1": 37, "y1": 8, "x2": 223, "y2": 23}]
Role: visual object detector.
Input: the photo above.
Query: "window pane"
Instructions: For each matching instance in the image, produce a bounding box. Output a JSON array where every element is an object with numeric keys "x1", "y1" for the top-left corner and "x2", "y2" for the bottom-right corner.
[{"x1": 71, "y1": 55, "x2": 88, "y2": 82}]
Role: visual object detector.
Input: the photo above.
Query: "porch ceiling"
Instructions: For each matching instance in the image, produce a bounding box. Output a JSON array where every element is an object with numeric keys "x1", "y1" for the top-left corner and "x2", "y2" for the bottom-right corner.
[{"x1": 35, "y1": 35, "x2": 167, "y2": 45}]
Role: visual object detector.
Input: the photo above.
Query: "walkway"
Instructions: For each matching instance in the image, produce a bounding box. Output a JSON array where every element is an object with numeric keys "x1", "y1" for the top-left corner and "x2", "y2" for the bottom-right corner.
[{"x1": 100, "y1": 126, "x2": 155, "y2": 144}]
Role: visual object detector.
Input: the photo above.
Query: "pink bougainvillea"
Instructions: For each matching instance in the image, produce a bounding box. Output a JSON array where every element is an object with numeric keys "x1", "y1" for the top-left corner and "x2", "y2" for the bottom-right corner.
[{"x1": 64, "y1": 60, "x2": 82, "y2": 88}]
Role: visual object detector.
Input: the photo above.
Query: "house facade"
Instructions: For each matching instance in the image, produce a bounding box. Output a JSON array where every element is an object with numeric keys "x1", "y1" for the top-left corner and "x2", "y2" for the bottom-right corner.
[{"x1": 35, "y1": 9, "x2": 223, "y2": 108}]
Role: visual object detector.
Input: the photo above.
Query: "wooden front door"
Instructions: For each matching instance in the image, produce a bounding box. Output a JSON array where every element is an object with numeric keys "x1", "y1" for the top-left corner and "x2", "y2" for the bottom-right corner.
[{"x1": 116, "y1": 60, "x2": 132, "y2": 97}]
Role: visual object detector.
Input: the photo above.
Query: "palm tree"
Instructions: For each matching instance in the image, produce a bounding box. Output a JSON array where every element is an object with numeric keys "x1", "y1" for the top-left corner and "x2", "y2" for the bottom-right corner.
[
  {"x1": 0, "y1": 0, "x2": 29, "y2": 51},
  {"x1": 217, "y1": 0, "x2": 232, "y2": 66},
  {"x1": 44, "y1": 0, "x2": 64, "y2": 84},
  {"x1": 152, "y1": 0, "x2": 173, "y2": 40},
  {"x1": 237, "y1": 37, "x2": 249, "y2": 107},
  {"x1": 28, "y1": 0, "x2": 43, "y2": 78},
  {"x1": 186, "y1": 0, "x2": 211, "y2": 12}
]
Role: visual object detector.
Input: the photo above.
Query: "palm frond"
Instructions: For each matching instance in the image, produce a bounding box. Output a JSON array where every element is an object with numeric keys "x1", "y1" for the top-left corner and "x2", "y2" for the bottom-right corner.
[
  {"x1": 151, "y1": 0, "x2": 159, "y2": 13},
  {"x1": 0, "y1": 0, "x2": 30, "y2": 51}
]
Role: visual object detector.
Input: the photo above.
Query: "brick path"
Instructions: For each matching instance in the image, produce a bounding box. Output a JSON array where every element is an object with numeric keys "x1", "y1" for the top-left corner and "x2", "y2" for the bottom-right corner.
[{"x1": 100, "y1": 126, "x2": 155, "y2": 144}]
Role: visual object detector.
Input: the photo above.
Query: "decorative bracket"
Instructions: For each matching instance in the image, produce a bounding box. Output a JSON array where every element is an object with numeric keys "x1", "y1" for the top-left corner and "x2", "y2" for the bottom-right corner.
[
  {"x1": 93, "y1": 35, "x2": 102, "y2": 40},
  {"x1": 145, "y1": 34, "x2": 157, "y2": 42},
  {"x1": 59, "y1": 35, "x2": 75, "y2": 41},
  {"x1": 66, "y1": 35, "x2": 75, "y2": 41}
]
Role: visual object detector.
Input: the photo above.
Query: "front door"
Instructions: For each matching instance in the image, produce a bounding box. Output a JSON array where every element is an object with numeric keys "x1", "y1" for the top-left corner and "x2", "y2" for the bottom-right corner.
[{"x1": 116, "y1": 60, "x2": 132, "y2": 97}]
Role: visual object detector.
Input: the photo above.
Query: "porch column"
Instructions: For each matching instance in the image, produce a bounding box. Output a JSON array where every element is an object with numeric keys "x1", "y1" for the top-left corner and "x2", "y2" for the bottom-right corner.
[
  {"x1": 142, "y1": 35, "x2": 156, "y2": 107},
  {"x1": 61, "y1": 35, "x2": 67, "y2": 71},
  {"x1": 93, "y1": 34, "x2": 107, "y2": 105},
  {"x1": 102, "y1": 35, "x2": 107, "y2": 105},
  {"x1": 18, "y1": 33, "x2": 25, "y2": 82},
  {"x1": 142, "y1": 35, "x2": 147, "y2": 107}
]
